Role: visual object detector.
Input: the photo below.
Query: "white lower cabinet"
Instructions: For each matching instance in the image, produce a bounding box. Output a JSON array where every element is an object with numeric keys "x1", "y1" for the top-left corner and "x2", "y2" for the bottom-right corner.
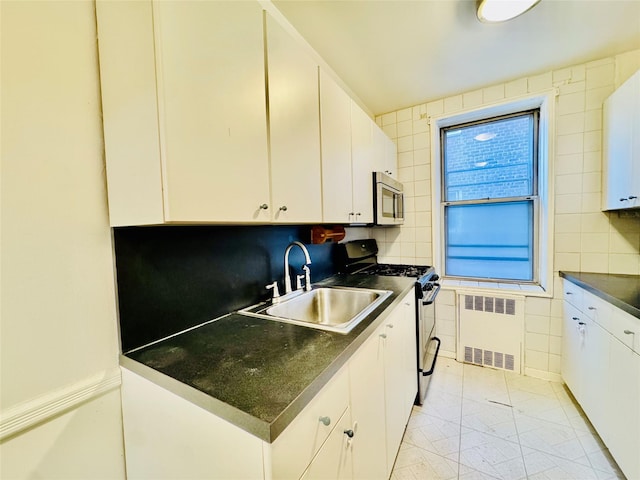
[
  {"x1": 121, "y1": 291, "x2": 417, "y2": 480},
  {"x1": 561, "y1": 280, "x2": 640, "y2": 480},
  {"x1": 382, "y1": 294, "x2": 417, "y2": 476},
  {"x1": 348, "y1": 322, "x2": 388, "y2": 479},
  {"x1": 300, "y1": 408, "x2": 354, "y2": 480},
  {"x1": 270, "y1": 367, "x2": 350, "y2": 480},
  {"x1": 605, "y1": 337, "x2": 640, "y2": 479},
  {"x1": 120, "y1": 368, "x2": 265, "y2": 480},
  {"x1": 348, "y1": 290, "x2": 417, "y2": 479}
]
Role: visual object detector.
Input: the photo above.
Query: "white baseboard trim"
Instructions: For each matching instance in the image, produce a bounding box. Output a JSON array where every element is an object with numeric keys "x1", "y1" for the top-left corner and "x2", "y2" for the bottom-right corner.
[
  {"x1": 0, "y1": 368, "x2": 121, "y2": 441},
  {"x1": 524, "y1": 367, "x2": 563, "y2": 383}
]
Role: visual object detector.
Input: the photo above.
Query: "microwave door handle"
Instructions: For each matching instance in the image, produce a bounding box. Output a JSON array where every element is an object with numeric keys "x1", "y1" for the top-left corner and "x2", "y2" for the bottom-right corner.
[
  {"x1": 392, "y1": 192, "x2": 397, "y2": 219},
  {"x1": 396, "y1": 192, "x2": 404, "y2": 221}
]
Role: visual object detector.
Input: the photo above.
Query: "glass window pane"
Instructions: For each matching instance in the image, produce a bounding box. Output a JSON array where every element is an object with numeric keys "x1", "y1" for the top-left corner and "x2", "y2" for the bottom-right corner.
[
  {"x1": 443, "y1": 114, "x2": 534, "y2": 201},
  {"x1": 445, "y1": 201, "x2": 533, "y2": 281}
]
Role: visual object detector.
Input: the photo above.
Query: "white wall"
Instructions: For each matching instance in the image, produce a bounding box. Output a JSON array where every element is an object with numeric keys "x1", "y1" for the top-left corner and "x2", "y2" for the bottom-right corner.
[
  {"x1": 374, "y1": 50, "x2": 640, "y2": 375},
  {"x1": 0, "y1": 1, "x2": 125, "y2": 477}
]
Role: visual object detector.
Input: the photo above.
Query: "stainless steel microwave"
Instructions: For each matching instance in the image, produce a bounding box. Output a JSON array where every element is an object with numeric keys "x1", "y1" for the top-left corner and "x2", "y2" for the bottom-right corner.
[{"x1": 373, "y1": 172, "x2": 404, "y2": 226}]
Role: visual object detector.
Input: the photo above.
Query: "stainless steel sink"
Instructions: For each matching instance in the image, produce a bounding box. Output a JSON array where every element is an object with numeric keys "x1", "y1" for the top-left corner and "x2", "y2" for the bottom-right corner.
[{"x1": 238, "y1": 286, "x2": 393, "y2": 334}]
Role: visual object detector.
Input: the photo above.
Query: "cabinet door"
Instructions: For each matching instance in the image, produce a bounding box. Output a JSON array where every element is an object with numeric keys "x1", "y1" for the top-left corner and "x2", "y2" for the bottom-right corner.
[
  {"x1": 351, "y1": 103, "x2": 376, "y2": 224},
  {"x1": 577, "y1": 317, "x2": 609, "y2": 436},
  {"x1": 348, "y1": 325, "x2": 388, "y2": 480},
  {"x1": 266, "y1": 14, "x2": 322, "y2": 223},
  {"x1": 385, "y1": 134, "x2": 398, "y2": 180},
  {"x1": 121, "y1": 368, "x2": 264, "y2": 479},
  {"x1": 383, "y1": 292, "x2": 417, "y2": 477},
  {"x1": 301, "y1": 408, "x2": 353, "y2": 480},
  {"x1": 96, "y1": 0, "x2": 166, "y2": 226},
  {"x1": 606, "y1": 340, "x2": 640, "y2": 480},
  {"x1": 154, "y1": 1, "x2": 271, "y2": 222},
  {"x1": 561, "y1": 302, "x2": 583, "y2": 401},
  {"x1": 320, "y1": 70, "x2": 353, "y2": 224},
  {"x1": 271, "y1": 367, "x2": 350, "y2": 480},
  {"x1": 603, "y1": 70, "x2": 640, "y2": 210}
]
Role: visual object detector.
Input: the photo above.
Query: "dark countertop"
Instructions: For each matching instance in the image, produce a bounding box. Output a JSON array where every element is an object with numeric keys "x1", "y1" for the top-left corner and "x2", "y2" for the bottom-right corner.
[
  {"x1": 120, "y1": 274, "x2": 415, "y2": 443},
  {"x1": 559, "y1": 271, "x2": 640, "y2": 319}
]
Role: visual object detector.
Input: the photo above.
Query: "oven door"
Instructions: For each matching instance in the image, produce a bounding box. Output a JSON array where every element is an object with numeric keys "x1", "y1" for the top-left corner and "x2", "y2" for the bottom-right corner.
[{"x1": 416, "y1": 284, "x2": 441, "y2": 405}]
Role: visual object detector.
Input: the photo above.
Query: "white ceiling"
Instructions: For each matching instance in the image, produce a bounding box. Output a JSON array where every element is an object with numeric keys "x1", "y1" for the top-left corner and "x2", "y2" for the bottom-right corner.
[{"x1": 273, "y1": 0, "x2": 640, "y2": 115}]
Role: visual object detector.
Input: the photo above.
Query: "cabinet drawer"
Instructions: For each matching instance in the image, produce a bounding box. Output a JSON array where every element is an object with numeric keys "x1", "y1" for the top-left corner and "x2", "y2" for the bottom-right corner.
[
  {"x1": 582, "y1": 289, "x2": 612, "y2": 330},
  {"x1": 271, "y1": 366, "x2": 349, "y2": 480},
  {"x1": 562, "y1": 280, "x2": 584, "y2": 310},
  {"x1": 609, "y1": 307, "x2": 640, "y2": 354}
]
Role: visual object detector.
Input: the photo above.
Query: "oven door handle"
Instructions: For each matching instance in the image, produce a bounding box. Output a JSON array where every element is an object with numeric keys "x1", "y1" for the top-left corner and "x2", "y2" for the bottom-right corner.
[
  {"x1": 422, "y1": 336, "x2": 441, "y2": 376},
  {"x1": 422, "y1": 283, "x2": 441, "y2": 306}
]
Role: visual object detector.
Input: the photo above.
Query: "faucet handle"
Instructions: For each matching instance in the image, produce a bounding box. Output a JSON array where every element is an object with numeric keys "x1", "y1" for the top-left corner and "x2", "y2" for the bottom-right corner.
[
  {"x1": 296, "y1": 274, "x2": 305, "y2": 290},
  {"x1": 302, "y1": 265, "x2": 311, "y2": 292},
  {"x1": 266, "y1": 281, "x2": 280, "y2": 301}
]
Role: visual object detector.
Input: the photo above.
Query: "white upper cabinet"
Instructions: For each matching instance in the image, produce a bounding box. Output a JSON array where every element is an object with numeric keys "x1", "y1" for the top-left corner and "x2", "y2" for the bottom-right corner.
[
  {"x1": 602, "y1": 69, "x2": 640, "y2": 211},
  {"x1": 154, "y1": 1, "x2": 271, "y2": 223},
  {"x1": 350, "y1": 102, "x2": 376, "y2": 224},
  {"x1": 373, "y1": 124, "x2": 397, "y2": 179},
  {"x1": 96, "y1": 0, "x2": 167, "y2": 226},
  {"x1": 97, "y1": 0, "x2": 271, "y2": 225},
  {"x1": 98, "y1": 0, "x2": 395, "y2": 226},
  {"x1": 320, "y1": 72, "x2": 396, "y2": 225},
  {"x1": 266, "y1": 13, "x2": 322, "y2": 223},
  {"x1": 351, "y1": 104, "x2": 378, "y2": 223},
  {"x1": 320, "y1": 70, "x2": 353, "y2": 224}
]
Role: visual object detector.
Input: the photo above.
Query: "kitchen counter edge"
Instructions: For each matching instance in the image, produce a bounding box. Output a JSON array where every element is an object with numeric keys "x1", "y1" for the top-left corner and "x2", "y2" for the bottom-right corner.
[{"x1": 559, "y1": 271, "x2": 640, "y2": 319}]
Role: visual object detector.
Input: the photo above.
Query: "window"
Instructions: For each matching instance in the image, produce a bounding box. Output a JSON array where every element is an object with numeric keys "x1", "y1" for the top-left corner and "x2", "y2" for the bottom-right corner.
[{"x1": 441, "y1": 110, "x2": 539, "y2": 282}]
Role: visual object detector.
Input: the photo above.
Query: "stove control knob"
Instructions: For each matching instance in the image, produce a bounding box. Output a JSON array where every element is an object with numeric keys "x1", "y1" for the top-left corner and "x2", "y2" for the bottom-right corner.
[
  {"x1": 431, "y1": 274, "x2": 440, "y2": 282},
  {"x1": 423, "y1": 283, "x2": 434, "y2": 291}
]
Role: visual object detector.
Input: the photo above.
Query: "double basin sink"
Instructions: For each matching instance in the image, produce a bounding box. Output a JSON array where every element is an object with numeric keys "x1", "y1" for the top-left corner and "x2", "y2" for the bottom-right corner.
[{"x1": 239, "y1": 286, "x2": 393, "y2": 334}]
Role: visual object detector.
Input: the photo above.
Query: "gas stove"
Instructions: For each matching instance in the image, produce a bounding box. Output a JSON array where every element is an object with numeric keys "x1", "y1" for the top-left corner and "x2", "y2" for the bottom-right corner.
[
  {"x1": 340, "y1": 239, "x2": 438, "y2": 288},
  {"x1": 353, "y1": 263, "x2": 435, "y2": 281}
]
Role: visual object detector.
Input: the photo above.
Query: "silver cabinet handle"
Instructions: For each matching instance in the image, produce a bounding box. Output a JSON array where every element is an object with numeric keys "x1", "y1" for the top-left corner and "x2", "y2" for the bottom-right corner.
[
  {"x1": 319, "y1": 416, "x2": 331, "y2": 426},
  {"x1": 343, "y1": 429, "x2": 354, "y2": 438},
  {"x1": 624, "y1": 330, "x2": 635, "y2": 335},
  {"x1": 629, "y1": 196, "x2": 638, "y2": 200},
  {"x1": 279, "y1": 205, "x2": 288, "y2": 211},
  {"x1": 379, "y1": 333, "x2": 387, "y2": 339},
  {"x1": 386, "y1": 324, "x2": 394, "y2": 329},
  {"x1": 572, "y1": 316, "x2": 580, "y2": 321},
  {"x1": 588, "y1": 306, "x2": 596, "y2": 310},
  {"x1": 259, "y1": 204, "x2": 268, "y2": 210},
  {"x1": 566, "y1": 291, "x2": 573, "y2": 295}
]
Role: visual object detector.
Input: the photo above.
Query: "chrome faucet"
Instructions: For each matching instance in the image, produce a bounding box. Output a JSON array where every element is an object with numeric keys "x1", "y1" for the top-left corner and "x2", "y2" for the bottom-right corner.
[{"x1": 284, "y1": 241, "x2": 312, "y2": 293}]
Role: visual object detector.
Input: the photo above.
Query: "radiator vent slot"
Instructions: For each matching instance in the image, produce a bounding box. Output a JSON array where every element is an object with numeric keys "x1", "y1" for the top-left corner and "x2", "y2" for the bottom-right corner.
[
  {"x1": 464, "y1": 346, "x2": 473, "y2": 363},
  {"x1": 494, "y1": 352, "x2": 504, "y2": 369},
  {"x1": 484, "y1": 350, "x2": 493, "y2": 366},
  {"x1": 465, "y1": 295, "x2": 515, "y2": 316},
  {"x1": 505, "y1": 354, "x2": 515, "y2": 371}
]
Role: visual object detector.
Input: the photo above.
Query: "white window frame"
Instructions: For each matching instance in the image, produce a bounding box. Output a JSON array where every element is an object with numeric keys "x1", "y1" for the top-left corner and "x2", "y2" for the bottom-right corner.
[{"x1": 430, "y1": 91, "x2": 556, "y2": 296}]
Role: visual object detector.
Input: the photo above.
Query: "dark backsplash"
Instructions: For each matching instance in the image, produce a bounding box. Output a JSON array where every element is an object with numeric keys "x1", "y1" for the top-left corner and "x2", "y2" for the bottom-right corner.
[{"x1": 113, "y1": 225, "x2": 342, "y2": 352}]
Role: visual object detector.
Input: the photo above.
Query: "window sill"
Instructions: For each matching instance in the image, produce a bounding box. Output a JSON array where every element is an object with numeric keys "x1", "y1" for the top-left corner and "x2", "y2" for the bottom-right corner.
[{"x1": 440, "y1": 278, "x2": 551, "y2": 297}]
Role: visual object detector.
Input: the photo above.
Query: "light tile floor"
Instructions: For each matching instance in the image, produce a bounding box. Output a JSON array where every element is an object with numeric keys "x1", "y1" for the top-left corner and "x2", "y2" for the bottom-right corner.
[{"x1": 391, "y1": 357, "x2": 626, "y2": 480}]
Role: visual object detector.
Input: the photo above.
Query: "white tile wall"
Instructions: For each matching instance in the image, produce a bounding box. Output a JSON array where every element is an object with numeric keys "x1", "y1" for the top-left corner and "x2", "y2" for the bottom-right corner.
[{"x1": 375, "y1": 49, "x2": 640, "y2": 376}]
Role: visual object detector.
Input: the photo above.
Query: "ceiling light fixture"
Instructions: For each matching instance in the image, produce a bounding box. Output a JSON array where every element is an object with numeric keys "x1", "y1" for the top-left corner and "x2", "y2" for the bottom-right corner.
[{"x1": 476, "y1": 0, "x2": 541, "y2": 23}]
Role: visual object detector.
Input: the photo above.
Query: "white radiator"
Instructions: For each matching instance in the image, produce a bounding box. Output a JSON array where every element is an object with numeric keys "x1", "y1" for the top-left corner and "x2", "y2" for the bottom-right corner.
[{"x1": 456, "y1": 293, "x2": 524, "y2": 374}]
